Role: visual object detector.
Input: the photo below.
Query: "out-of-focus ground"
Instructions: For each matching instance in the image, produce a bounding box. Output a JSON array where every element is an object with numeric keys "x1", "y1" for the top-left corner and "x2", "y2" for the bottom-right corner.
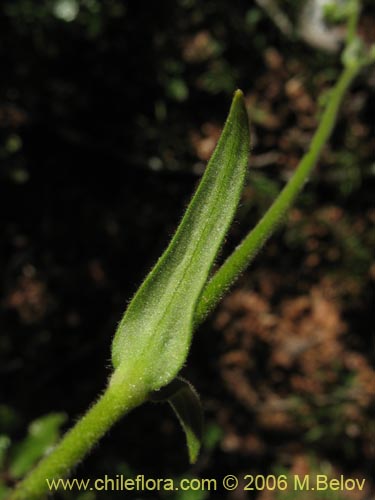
[{"x1": 0, "y1": 1, "x2": 374, "y2": 499}]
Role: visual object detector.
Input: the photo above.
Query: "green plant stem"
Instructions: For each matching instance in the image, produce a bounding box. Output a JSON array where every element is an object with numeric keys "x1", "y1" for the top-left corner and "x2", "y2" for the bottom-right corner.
[
  {"x1": 195, "y1": 62, "x2": 361, "y2": 326},
  {"x1": 346, "y1": 0, "x2": 360, "y2": 45},
  {"x1": 9, "y1": 374, "x2": 148, "y2": 500}
]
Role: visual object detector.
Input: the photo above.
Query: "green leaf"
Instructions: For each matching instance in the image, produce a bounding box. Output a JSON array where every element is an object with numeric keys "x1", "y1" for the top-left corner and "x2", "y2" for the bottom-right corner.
[
  {"x1": 0, "y1": 482, "x2": 11, "y2": 500},
  {"x1": 0, "y1": 405, "x2": 20, "y2": 434},
  {"x1": 0, "y1": 435, "x2": 11, "y2": 469},
  {"x1": 111, "y1": 90, "x2": 249, "y2": 393},
  {"x1": 169, "y1": 382, "x2": 202, "y2": 464},
  {"x1": 9, "y1": 413, "x2": 67, "y2": 479},
  {"x1": 150, "y1": 377, "x2": 203, "y2": 464}
]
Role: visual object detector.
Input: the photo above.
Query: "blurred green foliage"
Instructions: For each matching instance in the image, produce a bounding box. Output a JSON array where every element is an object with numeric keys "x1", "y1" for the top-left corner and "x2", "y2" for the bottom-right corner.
[{"x1": 0, "y1": 411, "x2": 66, "y2": 499}]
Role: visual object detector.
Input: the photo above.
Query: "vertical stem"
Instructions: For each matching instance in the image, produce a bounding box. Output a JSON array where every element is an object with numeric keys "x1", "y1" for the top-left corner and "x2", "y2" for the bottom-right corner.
[
  {"x1": 195, "y1": 63, "x2": 360, "y2": 325},
  {"x1": 346, "y1": 0, "x2": 360, "y2": 45}
]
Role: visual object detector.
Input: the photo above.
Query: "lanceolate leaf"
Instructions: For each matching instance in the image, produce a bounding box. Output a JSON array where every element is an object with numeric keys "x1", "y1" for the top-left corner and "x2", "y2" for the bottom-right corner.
[
  {"x1": 111, "y1": 90, "x2": 250, "y2": 392},
  {"x1": 167, "y1": 380, "x2": 203, "y2": 464},
  {"x1": 150, "y1": 377, "x2": 203, "y2": 464}
]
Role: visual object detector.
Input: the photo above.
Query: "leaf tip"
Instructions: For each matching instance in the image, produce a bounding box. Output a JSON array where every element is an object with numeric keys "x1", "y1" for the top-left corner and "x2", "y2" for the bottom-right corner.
[
  {"x1": 233, "y1": 88, "x2": 245, "y2": 103},
  {"x1": 187, "y1": 439, "x2": 200, "y2": 464},
  {"x1": 230, "y1": 89, "x2": 248, "y2": 130}
]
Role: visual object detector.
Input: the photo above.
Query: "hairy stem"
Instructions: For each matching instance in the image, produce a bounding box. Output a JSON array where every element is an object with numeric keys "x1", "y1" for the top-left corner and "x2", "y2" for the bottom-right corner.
[
  {"x1": 195, "y1": 61, "x2": 361, "y2": 325},
  {"x1": 9, "y1": 372, "x2": 147, "y2": 500}
]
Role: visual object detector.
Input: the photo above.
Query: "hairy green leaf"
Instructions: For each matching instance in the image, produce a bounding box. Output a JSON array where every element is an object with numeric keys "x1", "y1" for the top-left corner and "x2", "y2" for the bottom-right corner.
[
  {"x1": 111, "y1": 90, "x2": 249, "y2": 392},
  {"x1": 168, "y1": 379, "x2": 202, "y2": 464},
  {"x1": 150, "y1": 377, "x2": 203, "y2": 464}
]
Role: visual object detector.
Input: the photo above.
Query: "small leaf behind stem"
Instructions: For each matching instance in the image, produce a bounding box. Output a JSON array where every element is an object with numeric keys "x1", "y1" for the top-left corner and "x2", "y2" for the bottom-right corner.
[
  {"x1": 111, "y1": 90, "x2": 250, "y2": 392},
  {"x1": 150, "y1": 377, "x2": 203, "y2": 464}
]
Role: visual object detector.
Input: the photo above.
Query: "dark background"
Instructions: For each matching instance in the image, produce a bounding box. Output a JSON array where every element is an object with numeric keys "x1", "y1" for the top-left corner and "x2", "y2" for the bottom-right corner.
[{"x1": 1, "y1": 1, "x2": 374, "y2": 499}]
